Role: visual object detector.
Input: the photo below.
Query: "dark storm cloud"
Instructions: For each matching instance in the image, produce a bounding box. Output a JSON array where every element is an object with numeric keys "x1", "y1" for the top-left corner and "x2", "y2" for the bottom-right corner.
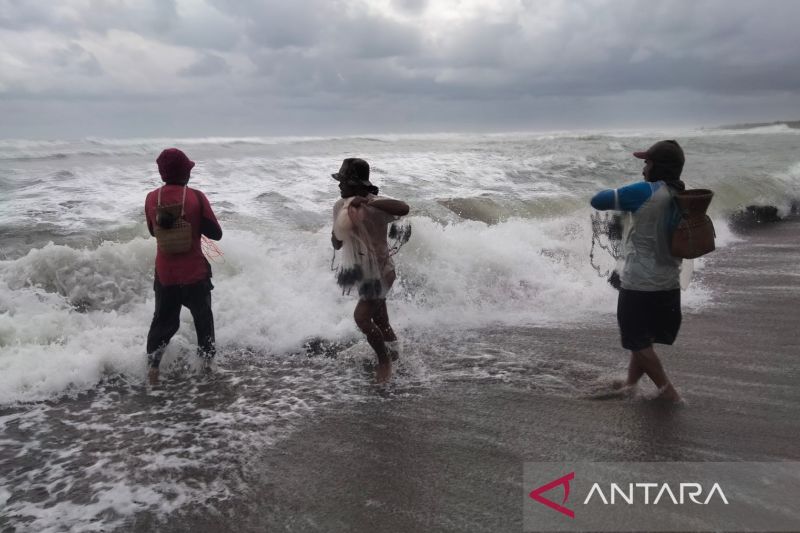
[
  {"x1": 51, "y1": 43, "x2": 104, "y2": 77},
  {"x1": 0, "y1": 0, "x2": 241, "y2": 50},
  {"x1": 1, "y1": 0, "x2": 800, "y2": 137},
  {"x1": 82, "y1": 0, "x2": 179, "y2": 35},
  {"x1": 0, "y1": 0, "x2": 177, "y2": 35},
  {"x1": 337, "y1": 14, "x2": 423, "y2": 59},
  {"x1": 392, "y1": 0, "x2": 428, "y2": 15},
  {"x1": 0, "y1": 1, "x2": 65, "y2": 30},
  {"x1": 209, "y1": 0, "x2": 333, "y2": 49},
  {"x1": 179, "y1": 53, "x2": 231, "y2": 77}
]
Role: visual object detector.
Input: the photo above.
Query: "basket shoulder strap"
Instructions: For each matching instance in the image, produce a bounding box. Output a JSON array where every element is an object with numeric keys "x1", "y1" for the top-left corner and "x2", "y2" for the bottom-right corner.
[
  {"x1": 157, "y1": 185, "x2": 187, "y2": 213},
  {"x1": 180, "y1": 186, "x2": 187, "y2": 216},
  {"x1": 669, "y1": 189, "x2": 685, "y2": 229}
]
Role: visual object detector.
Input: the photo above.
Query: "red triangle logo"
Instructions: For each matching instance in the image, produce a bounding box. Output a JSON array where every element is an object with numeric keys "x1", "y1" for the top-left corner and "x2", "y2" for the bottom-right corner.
[{"x1": 529, "y1": 472, "x2": 575, "y2": 518}]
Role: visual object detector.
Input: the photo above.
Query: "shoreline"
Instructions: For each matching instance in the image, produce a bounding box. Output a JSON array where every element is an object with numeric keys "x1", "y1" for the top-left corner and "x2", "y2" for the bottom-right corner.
[
  {"x1": 142, "y1": 221, "x2": 800, "y2": 532},
  {"x1": 1, "y1": 219, "x2": 798, "y2": 532}
]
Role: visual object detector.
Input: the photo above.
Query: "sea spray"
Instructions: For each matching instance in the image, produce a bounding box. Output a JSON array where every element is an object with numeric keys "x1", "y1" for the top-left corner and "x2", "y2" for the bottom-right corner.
[
  {"x1": 2, "y1": 128, "x2": 797, "y2": 532},
  {"x1": 0, "y1": 216, "x2": 715, "y2": 404},
  {"x1": 1, "y1": 128, "x2": 796, "y2": 404}
]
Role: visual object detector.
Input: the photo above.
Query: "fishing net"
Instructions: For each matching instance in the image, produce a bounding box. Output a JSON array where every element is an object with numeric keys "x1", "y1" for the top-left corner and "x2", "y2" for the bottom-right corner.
[
  {"x1": 331, "y1": 200, "x2": 411, "y2": 297},
  {"x1": 331, "y1": 199, "x2": 383, "y2": 297},
  {"x1": 387, "y1": 222, "x2": 412, "y2": 257},
  {"x1": 201, "y1": 236, "x2": 225, "y2": 263},
  {"x1": 589, "y1": 212, "x2": 624, "y2": 279}
]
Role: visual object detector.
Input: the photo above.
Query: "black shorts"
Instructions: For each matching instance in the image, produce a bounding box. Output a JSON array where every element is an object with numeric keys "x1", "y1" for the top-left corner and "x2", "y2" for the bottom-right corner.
[{"x1": 617, "y1": 288, "x2": 681, "y2": 351}]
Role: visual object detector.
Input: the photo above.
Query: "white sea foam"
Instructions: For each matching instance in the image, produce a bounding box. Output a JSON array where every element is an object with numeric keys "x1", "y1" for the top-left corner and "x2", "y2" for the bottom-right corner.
[
  {"x1": 0, "y1": 355, "x2": 373, "y2": 531},
  {"x1": 0, "y1": 129, "x2": 768, "y2": 532},
  {"x1": 0, "y1": 204, "x2": 718, "y2": 405},
  {"x1": 712, "y1": 124, "x2": 800, "y2": 135},
  {"x1": 1, "y1": 129, "x2": 796, "y2": 405}
]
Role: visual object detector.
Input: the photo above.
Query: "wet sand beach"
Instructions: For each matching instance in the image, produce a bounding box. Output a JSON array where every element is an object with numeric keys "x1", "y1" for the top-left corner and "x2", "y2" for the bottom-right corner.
[
  {"x1": 2, "y1": 218, "x2": 798, "y2": 532},
  {"x1": 142, "y1": 219, "x2": 800, "y2": 532}
]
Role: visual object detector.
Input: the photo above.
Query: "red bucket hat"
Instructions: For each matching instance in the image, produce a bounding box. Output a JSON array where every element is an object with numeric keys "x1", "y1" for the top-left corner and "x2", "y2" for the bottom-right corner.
[{"x1": 156, "y1": 148, "x2": 195, "y2": 185}]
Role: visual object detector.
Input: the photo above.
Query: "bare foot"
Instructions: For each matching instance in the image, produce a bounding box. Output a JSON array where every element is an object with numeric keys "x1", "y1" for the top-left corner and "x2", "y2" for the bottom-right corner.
[
  {"x1": 654, "y1": 383, "x2": 682, "y2": 403},
  {"x1": 375, "y1": 361, "x2": 392, "y2": 384},
  {"x1": 148, "y1": 367, "x2": 160, "y2": 385},
  {"x1": 612, "y1": 378, "x2": 631, "y2": 390},
  {"x1": 589, "y1": 378, "x2": 636, "y2": 400}
]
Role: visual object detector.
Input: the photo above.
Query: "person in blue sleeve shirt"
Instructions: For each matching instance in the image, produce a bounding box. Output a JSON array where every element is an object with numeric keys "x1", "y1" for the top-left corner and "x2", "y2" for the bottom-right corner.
[{"x1": 590, "y1": 140, "x2": 686, "y2": 403}]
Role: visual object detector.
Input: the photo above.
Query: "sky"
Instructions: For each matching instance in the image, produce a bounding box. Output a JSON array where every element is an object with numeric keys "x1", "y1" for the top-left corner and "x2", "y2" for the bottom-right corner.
[{"x1": 1, "y1": 0, "x2": 800, "y2": 139}]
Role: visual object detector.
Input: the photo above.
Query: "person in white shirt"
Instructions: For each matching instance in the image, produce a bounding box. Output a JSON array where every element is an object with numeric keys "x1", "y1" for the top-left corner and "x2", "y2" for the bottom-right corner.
[{"x1": 331, "y1": 158, "x2": 409, "y2": 383}]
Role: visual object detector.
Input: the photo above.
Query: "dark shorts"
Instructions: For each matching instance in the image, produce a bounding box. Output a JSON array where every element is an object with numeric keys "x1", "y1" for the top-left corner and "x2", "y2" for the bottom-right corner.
[{"x1": 617, "y1": 288, "x2": 681, "y2": 351}]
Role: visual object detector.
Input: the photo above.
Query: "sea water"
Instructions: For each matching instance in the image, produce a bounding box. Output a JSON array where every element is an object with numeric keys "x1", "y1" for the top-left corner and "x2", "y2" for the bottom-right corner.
[{"x1": 1, "y1": 126, "x2": 798, "y2": 530}]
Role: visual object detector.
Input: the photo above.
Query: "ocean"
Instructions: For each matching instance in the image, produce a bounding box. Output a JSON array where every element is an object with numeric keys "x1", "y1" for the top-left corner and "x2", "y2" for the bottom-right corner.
[{"x1": 1, "y1": 126, "x2": 799, "y2": 532}]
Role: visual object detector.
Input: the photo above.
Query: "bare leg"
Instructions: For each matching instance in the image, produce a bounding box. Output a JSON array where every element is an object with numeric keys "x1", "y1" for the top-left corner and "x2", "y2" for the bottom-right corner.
[
  {"x1": 354, "y1": 300, "x2": 391, "y2": 383},
  {"x1": 626, "y1": 352, "x2": 645, "y2": 386},
  {"x1": 373, "y1": 300, "x2": 400, "y2": 361},
  {"x1": 632, "y1": 346, "x2": 680, "y2": 401},
  {"x1": 374, "y1": 360, "x2": 391, "y2": 383},
  {"x1": 372, "y1": 300, "x2": 397, "y2": 342},
  {"x1": 610, "y1": 352, "x2": 643, "y2": 392}
]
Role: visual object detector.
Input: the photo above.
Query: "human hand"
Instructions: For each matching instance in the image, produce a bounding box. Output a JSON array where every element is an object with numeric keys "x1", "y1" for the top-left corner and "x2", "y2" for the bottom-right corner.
[
  {"x1": 331, "y1": 231, "x2": 343, "y2": 250},
  {"x1": 349, "y1": 196, "x2": 369, "y2": 208}
]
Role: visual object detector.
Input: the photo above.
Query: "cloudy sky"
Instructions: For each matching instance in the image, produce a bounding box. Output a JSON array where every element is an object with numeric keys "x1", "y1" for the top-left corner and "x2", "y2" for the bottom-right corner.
[{"x1": 1, "y1": 0, "x2": 799, "y2": 138}]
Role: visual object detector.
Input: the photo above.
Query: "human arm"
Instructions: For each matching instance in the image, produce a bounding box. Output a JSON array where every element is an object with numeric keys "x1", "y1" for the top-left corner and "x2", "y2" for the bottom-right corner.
[
  {"x1": 331, "y1": 232, "x2": 343, "y2": 250},
  {"x1": 370, "y1": 198, "x2": 409, "y2": 216},
  {"x1": 590, "y1": 182, "x2": 653, "y2": 212},
  {"x1": 350, "y1": 196, "x2": 410, "y2": 216},
  {"x1": 145, "y1": 192, "x2": 155, "y2": 236},
  {"x1": 201, "y1": 218, "x2": 222, "y2": 240},
  {"x1": 331, "y1": 198, "x2": 344, "y2": 249},
  {"x1": 195, "y1": 190, "x2": 223, "y2": 240}
]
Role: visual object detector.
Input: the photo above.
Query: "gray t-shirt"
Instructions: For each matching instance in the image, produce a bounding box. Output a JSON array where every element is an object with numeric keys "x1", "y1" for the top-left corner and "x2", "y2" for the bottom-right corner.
[{"x1": 619, "y1": 183, "x2": 681, "y2": 291}]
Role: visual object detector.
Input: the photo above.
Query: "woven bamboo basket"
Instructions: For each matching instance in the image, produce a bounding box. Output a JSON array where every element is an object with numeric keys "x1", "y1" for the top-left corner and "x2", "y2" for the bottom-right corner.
[
  {"x1": 671, "y1": 189, "x2": 715, "y2": 259},
  {"x1": 155, "y1": 203, "x2": 192, "y2": 254}
]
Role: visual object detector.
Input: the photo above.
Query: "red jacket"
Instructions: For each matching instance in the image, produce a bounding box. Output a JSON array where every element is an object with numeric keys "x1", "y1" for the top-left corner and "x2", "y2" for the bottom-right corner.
[{"x1": 145, "y1": 184, "x2": 222, "y2": 286}]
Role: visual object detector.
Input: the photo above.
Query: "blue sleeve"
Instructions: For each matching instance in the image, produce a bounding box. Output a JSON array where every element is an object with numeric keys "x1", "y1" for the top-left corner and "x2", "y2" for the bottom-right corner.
[
  {"x1": 590, "y1": 182, "x2": 654, "y2": 212},
  {"x1": 590, "y1": 189, "x2": 616, "y2": 210}
]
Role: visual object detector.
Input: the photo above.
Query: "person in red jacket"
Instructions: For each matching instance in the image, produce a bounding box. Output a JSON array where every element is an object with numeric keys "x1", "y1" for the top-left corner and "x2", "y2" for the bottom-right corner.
[{"x1": 144, "y1": 148, "x2": 222, "y2": 384}]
